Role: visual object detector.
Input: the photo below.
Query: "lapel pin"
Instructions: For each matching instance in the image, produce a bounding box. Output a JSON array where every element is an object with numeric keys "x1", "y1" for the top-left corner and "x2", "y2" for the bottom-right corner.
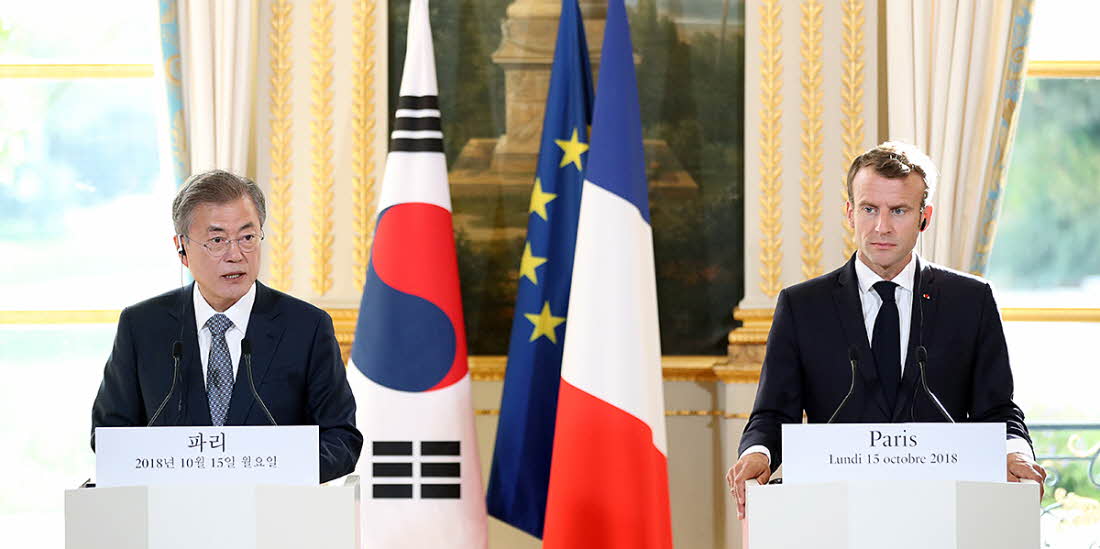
[{"x1": 922, "y1": 293, "x2": 931, "y2": 300}]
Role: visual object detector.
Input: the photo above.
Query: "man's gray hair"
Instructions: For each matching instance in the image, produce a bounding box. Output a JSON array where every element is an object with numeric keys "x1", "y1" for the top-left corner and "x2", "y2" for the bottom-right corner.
[{"x1": 171, "y1": 170, "x2": 267, "y2": 235}]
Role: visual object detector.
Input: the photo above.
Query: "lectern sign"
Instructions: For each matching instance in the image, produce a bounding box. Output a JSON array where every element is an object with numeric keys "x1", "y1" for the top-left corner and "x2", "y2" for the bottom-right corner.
[
  {"x1": 781, "y1": 423, "x2": 1006, "y2": 484},
  {"x1": 95, "y1": 426, "x2": 319, "y2": 487}
]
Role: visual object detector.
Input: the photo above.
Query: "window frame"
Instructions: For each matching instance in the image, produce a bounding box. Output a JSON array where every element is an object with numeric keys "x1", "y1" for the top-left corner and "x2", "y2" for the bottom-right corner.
[
  {"x1": 0, "y1": 58, "x2": 159, "y2": 324},
  {"x1": 992, "y1": 58, "x2": 1100, "y2": 322}
]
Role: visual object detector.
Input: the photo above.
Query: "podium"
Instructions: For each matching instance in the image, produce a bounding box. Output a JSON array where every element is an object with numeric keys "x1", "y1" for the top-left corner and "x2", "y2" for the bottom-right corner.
[
  {"x1": 64, "y1": 476, "x2": 359, "y2": 549},
  {"x1": 68, "y1": 426, "x2": 358, "y2": 549},
  {"x1": 744, "y1": 479, "x2": 1039, "y2": 549}
]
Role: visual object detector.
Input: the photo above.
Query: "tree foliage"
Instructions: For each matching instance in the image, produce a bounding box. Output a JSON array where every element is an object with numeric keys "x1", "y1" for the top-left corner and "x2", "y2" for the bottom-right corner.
[{"x1": 987, "y1": 78, "x2": 1100, "y2": 289}]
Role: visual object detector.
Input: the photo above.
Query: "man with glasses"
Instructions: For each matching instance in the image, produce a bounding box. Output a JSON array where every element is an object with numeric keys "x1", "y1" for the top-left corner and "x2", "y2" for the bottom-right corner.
[{"x1": 91, "y1": 170, "x2": 362, "y2": 483}]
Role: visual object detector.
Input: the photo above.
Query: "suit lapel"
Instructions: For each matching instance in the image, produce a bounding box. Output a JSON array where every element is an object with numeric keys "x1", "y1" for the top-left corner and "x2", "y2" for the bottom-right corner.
[
  {"x1": 833, "y1": 255, "x2": 891, "y2": 418},
  {"x1": 894, "y1": 259, "x2": 939, "y2": 419},
  {"x1": 178, "y1": 283, "x2": 213, "y2": 426},
  {"x1": 225, "y1": 282, "x2": 284, "y2": 426}
]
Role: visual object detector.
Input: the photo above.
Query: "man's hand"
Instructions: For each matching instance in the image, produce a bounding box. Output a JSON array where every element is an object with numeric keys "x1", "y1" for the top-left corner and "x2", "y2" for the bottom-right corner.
[
  {"x1": 726, "y1": 453, "x2": 771, "y2": 520},
  {"x1": 1007, "y1": 451, "x2": 1047, "y2": 500}
]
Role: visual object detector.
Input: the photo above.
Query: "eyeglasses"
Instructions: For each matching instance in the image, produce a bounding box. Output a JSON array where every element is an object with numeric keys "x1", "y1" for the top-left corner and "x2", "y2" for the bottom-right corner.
[{"x1": 181, "y1": 231, "x2": 264, "y2": 258}]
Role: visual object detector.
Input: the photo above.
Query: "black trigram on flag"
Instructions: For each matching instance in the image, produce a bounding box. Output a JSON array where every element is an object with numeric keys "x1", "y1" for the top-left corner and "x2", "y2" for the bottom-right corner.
[
  {"x1": 371, "y1": 440, "x2": 461, "y2": 499},
  {"x1": 390, "y1": 95, "x2": 443, "y2": 153}
]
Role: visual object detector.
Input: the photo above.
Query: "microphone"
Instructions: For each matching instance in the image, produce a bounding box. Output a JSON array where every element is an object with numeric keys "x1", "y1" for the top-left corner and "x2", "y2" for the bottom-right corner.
[
  {"x1": 916, "y1": 346, "x2": 954, "y2": 423},
  {"x1": 148, "y1": 341, "x2": 183, "y2": 427},
  {"x1": 828, "y1": 346, "x2": 860, "y2": 424},
  {"x1": 242, "y1": 339, "x2": 277, "y2": 426}
]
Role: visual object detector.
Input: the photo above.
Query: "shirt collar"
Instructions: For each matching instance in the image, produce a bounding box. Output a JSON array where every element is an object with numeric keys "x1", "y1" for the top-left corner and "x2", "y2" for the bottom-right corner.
[
  {"x1": 855, "y1": 253, "x2": 917, "y2": 295},
  {"x1": 193, "y1": 282, "x2": 256, "y2": 334}
]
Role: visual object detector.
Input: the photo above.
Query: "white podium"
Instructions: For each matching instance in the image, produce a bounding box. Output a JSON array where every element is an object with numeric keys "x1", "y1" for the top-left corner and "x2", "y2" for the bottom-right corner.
[
  {"x1": 745, "y1": 479, "x2": 1039, "y2": 549},
  {"x1": 64, "y1": 476, "x2": 360, "y2": 549}
]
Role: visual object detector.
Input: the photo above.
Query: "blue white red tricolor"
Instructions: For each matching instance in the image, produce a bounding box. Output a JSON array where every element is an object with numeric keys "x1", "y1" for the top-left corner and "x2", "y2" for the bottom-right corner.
[
  {"x1": 541, "y1": 1, "x2": 674, "y2": 547},
  {"x1": 348, "y1": 0, "x2": 488, "y2": 546}
]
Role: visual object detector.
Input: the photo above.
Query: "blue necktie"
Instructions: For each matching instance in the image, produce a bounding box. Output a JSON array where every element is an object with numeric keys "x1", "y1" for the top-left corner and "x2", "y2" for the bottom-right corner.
[
  {"x1": 872, "y1": 281, "x2": 901, "y2": 412},
  {"x1": 205, "y1": 314, "x2": 235, "y2": 426}
]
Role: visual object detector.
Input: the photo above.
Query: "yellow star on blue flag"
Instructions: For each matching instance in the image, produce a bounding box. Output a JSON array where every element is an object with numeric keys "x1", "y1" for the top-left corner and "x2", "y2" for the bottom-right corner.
[
  {"x1": 523, "y1": 301, "x2": 566, "y2": 344},
  {"x1": 555, "y1": 128, "x2": 589, "y2": 171},
  {"x1": 487, "y1": 0, "x2": 595, "y2": 539}
]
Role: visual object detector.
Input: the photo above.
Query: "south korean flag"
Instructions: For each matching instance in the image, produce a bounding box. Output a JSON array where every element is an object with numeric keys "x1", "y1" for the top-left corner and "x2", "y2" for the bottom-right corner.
[{"x1": 347, "y1": 0, "x2": 487, "y2": 547}]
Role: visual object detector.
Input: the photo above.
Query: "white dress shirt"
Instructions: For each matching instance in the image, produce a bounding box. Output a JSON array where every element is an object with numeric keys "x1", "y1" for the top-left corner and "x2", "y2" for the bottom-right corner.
[
  {"x1": 741, "y1": 254, "x2": 1030, "y2": 464},
  {"x1": 193, "y1": 283, "x2": 256, "y2": 382},
  {"x1": 855, "y1": 253, "x2": 916, "y2": 372}
]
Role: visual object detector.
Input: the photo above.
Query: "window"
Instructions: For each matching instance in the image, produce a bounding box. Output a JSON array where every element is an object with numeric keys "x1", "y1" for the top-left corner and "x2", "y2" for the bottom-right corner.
[
  {"x1": 985, "y1": 1, "x2": 1100, "y2": 544},
  {"x1": 0, "y1": 3, "x2": 173, "y2": 545}
]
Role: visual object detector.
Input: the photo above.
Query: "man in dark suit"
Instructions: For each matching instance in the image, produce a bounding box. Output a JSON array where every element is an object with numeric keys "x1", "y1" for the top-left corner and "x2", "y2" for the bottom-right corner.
[
  {"x1": 92, "y1": 170, "x2": 362, "y2": 483},
  {"x1": 726, "y1": 142, "x2": 1046, "y2": 518}
]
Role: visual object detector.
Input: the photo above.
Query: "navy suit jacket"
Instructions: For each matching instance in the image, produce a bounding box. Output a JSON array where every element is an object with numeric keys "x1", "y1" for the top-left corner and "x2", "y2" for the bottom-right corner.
[
  {"x1": 91, "y1": 282, "x2": 363, "y2": 483},
  {"x1": 739, "y1": 256, "x2": 1030, "y2": 471}
]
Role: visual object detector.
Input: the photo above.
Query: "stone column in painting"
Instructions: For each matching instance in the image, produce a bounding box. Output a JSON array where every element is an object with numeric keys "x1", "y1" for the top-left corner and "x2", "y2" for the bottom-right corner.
[{"x1": 488, "y1": 0, "x2": 606, "y2": 174}]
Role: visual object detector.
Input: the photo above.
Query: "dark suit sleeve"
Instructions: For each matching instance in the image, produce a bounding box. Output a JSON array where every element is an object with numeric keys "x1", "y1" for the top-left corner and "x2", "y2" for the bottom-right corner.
[
  {"x1": 306, "y1": 313, "x2": 364, "y2": 483},
  {"x1": 739, "y1": 289, "x2": 804, "y2": 471},
  {"x1": 969, "y1": 283, "x2": 1031, "y2": 449},
  {"x1": 91, "y1": 308, "x2": 145, "y2": 450}
]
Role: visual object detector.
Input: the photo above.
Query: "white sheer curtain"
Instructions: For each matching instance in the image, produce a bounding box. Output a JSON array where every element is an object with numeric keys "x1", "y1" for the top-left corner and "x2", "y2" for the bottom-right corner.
[
  {"x1": 178, "y1": 0, "x2": 257, "y2": 174},
  {"x1": 885, "y1": 0, "x2": 1033, "y2": 273}
]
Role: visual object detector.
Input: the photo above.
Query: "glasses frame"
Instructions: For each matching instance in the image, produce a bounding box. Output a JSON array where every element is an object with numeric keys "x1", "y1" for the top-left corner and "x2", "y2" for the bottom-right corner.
[{"x1": 180, "y1": 230, "x2": 265, "y2": 258}]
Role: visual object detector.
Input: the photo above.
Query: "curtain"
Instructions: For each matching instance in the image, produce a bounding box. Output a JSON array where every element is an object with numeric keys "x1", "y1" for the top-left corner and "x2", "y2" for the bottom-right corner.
[
  {"x1": 162, "y1": 0, "x2": 258, "y2": 176},
  {"x1": 159, "y1": 0, "x2": 189, "y2": 187},
  {"x1": 885, "y1": 0, "x2": 1034, "y2": 274}
]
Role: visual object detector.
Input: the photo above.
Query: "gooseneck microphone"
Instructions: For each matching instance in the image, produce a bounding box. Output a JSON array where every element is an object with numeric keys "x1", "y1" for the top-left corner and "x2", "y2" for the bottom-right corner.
[
  {"x1": 241, "y1": 339, "x2": 277, "y2": 426},
  {"x1": 916, "y1": 346, "x2": 954, "y2": 423},
  {"x1": 148, "y1": 341, "x2": 183, "y2": 426},
  {"x1": 828, "y1": 346, "x2": 861, "y2": 424}
]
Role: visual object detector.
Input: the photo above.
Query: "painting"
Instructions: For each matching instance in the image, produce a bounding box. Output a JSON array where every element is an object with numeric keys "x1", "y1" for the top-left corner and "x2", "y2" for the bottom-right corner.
[{"x1": 388, "y1": 0, "x2": 745, "y2": 354}]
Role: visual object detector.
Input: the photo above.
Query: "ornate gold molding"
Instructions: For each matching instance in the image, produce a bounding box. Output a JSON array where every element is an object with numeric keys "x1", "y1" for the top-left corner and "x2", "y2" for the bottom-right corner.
[
  {"x1": 799, "y1": 0, "x2": 823, "y2": 280},
  {"x1": 729, "y1": 308, "x2": 773, "y2": 345},
  {"x1": 11, "y1": 307, "x2": 1097, "y2": 328},
  {"x1": 661, "y1": 356, "x2": 728, "y2": 382},
  {"x1": 469, "y1": 356, "x2": 507, "y2": 381},
  {"x1": 728, "y1": 307, "x2": 767, "y2": 375},
  {"x1": 840, "y1": 0, "x2": 865, "y2": 259},
  {"x1": 268, "y1": 0, "x2": 294, "y2": 292},
  {"x1": 0, "y1": 64, "x2": 153, "y2": 78},
  {"x1": 667, "y1": 410, "x2": 751, "y2": 419},
  {"x1": 474, "y1": 408, "x2": 751, "y2": 419},
  {"x1": 351, "y1": 0, "x2": 379, "y2": 290},
  {"x1": 725, "y1": 346, "x2": 767, "y2": 385},
  {"x1": 1001, "y1": 308, "x2": 1100, "y2": 322},
  {"x1": 727, "y1": 307, "x2": 1100, "y2": 341},
  {"x1": 310, "y1": 0, "x2": 335, "y2": 296},
  {"x1": 758, "y1": 0, "x2": 784, "y2": 297},
  {"x1": 714, "y1": 363, "x2": 764, "y2": 384},
  {"x1": 329, "y1": 308, "x2": 358, "y2": 350},
  {"x1": 460, "y1": 355, "x2": 740, "y2": 383},
  {"x1": 0, "y1": 311, "x2": 121, "y2": 324},
  {"x1": 1026, "y1": 60, "x2": 1100, "y2": 78},
  {"x1": 170, "y1": 110, "x2": 189, "y2": 184}
]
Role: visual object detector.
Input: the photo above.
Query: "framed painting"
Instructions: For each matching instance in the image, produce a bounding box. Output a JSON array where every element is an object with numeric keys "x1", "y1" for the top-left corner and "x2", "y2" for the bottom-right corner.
[{"x1": 388, "y1": 0, "x2": 744, "y2": 355}]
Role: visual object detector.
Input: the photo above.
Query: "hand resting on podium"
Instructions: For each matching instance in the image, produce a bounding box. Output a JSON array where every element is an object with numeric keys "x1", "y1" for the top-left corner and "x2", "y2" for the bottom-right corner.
[
  {"x1": 1007, "y1": 451, "x2": 1046, "y2": 499},
  {"x1": 726, "y1": 452, "x2": 770, "y2": 520}
]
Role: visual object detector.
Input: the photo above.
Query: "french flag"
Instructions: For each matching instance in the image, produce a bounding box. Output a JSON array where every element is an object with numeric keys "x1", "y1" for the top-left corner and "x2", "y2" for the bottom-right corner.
[
  {"x1": 542, "y1": 1, "x2": 673, "y2": 547},
  {"x1": 348, "y1": 0, "x2": 487, "y2": 547}
]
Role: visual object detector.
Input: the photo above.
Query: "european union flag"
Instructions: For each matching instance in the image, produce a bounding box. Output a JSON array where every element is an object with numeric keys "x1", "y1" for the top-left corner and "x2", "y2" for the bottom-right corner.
[{"x1": 486, "y1": 0, "x2": 594, "y2": 538}]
